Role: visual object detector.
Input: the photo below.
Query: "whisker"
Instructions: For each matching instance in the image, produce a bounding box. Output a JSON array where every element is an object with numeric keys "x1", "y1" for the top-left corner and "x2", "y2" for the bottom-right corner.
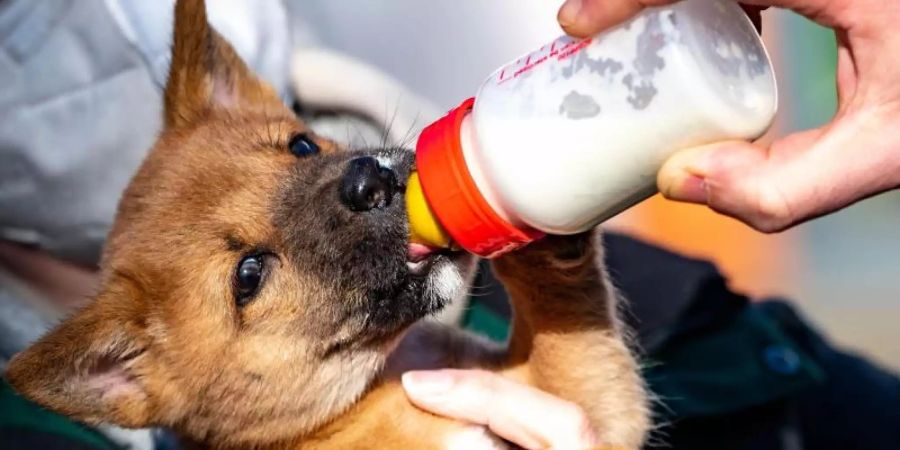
[
  {"x1": 397, "y1": 110, "x2": 423, "y2": 150},
  {"x1": 380, "y1": 98, "x2": 390, "y2": 149},
  {"x1": 345, "y1": 122, "x2": 353, "y2": 149},
  {"x1": 350, "y1": 120, "x2": 369, "y2": 149},
  {"x1": 381, "y1": 92, "x2": 403, "y2": 148}
]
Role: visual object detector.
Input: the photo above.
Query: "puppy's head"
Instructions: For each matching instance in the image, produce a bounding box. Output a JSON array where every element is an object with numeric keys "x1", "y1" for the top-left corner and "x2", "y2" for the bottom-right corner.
[{"x1": 6, "y1": 0, "x2": 475, "y2": 446}]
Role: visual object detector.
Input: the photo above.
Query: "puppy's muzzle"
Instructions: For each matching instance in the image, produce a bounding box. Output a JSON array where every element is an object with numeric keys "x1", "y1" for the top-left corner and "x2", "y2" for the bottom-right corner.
[{"x1": 339, "y1": 156, "x2": 400, "y2": 212}]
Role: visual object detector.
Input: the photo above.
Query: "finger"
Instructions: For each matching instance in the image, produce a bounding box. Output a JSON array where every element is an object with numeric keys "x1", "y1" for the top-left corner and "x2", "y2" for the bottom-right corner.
[
  {"x1": 657, "y1": 140, "x2": 798, "y2": 232},
  {"x1": 402, "y1": 370, "x2": 599, "y2": 450},
  {"x1": 558, "y1": 0, "x2": 677, "y2": 38},
  {"x1": 657, "y1": 111, "x2": 900, "y2": 232},
  {"x1": 559, "y1": 0, "x2": 840, "y2": 39}
]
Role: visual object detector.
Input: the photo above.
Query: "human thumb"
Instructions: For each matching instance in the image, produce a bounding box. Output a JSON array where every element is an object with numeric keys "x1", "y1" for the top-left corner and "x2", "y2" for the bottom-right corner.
[
  {"x1": 657, "y1": 140, "x2": 803, "y2": 232},
  {"x1": 559, "y1": 0, "x2": 682, "y2": 38}
]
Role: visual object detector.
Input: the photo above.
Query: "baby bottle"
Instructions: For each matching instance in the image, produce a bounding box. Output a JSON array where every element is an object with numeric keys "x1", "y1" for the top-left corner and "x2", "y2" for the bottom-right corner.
[{"x1": 407, "y1": 0, "x2": 777, "y2": 258}]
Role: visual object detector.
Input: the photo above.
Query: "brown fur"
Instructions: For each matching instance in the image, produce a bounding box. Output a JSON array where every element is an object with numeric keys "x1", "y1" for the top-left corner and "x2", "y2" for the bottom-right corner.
[{"x1": 5, "y1": 1, "x2": 649, "y2": 448}]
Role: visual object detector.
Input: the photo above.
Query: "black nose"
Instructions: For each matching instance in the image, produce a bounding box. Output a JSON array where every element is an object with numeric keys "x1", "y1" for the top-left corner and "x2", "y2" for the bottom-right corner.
[{"x1": 339, "y1": 156, "x2": 399, "y2": 212}]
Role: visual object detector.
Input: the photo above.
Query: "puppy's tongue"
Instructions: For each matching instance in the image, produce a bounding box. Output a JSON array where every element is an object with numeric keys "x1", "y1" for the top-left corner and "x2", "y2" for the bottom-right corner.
[{"x1": 408, "y1": 243, "x2": 437, "y2": 263}]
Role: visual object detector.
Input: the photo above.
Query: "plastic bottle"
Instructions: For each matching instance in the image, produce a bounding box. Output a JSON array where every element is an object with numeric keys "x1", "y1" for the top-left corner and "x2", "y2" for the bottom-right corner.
[{"x1": 408, "y1": 0, "x2": 777, "y2": 258}]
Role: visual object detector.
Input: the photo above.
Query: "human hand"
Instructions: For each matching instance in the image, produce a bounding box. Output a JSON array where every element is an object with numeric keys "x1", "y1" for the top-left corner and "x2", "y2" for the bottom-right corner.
[
  {"x1": 402, "y1": 369, "x2": 603, "y2": 449},
  {"x1": 558, "y1": 0, "x2": 900, "y2": 232}
]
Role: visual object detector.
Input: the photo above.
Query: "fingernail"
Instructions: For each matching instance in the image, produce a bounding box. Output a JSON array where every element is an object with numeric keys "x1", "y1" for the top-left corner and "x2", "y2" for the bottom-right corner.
[
  {"x1": 558, "y1": 0, "x2": 583, "y2": 27},
  {"x1": 670, "y1": 174, "x2": 709, "y2": 203},
  {"x1": 402, "y1": 371, "x2": 455, "y2": 398}
]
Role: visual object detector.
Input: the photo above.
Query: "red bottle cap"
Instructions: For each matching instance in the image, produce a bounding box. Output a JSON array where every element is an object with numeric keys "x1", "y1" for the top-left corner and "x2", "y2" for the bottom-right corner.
[{"x1": 415, "y1": 98, "x2": 544, "y2": 258}]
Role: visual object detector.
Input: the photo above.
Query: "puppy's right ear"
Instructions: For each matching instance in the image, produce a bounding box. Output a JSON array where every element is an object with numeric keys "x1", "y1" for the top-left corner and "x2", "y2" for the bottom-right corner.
[
  {"x1": 164, "y1": 0, "x2": 281, "y2": 128},
  {"x1": 5, "y1": 282, "x2": 160, "y2": 428}
]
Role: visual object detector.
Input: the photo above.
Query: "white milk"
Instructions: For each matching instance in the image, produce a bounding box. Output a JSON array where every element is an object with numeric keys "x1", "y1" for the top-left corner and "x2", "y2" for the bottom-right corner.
[
  {"x1": 414, "y1": 0, "x2": 777, "y2": 257},
  {"x1": 462, "y1": 0, "x2": 776, "y2": 233}
]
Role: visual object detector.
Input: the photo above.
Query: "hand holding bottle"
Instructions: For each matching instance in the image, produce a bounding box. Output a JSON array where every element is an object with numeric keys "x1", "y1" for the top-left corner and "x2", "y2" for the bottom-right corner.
[
  {"x1": 410, "y1": 0, "x2": 775, "y2": 257},
  {"x1": 561, "y1": 0, "x2": 900, "y2": 232}
]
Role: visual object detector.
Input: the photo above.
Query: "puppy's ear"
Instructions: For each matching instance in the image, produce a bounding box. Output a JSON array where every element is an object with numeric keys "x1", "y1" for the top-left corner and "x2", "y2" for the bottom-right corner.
[
  {"x1": 6, "y1": 283, "x2": 158, "y2": 428},
  {"x1": 164, "y1": 0, "x2": 281, "y2": 128}
]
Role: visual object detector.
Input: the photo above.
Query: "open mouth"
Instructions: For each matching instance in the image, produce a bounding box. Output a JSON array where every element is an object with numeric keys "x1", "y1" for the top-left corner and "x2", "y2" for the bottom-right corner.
[{"x1": 406, "y1": 243, "x2": 461, "y2": 275}]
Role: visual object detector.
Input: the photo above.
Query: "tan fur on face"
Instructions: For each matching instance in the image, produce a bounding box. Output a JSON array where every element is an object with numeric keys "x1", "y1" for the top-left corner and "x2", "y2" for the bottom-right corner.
[
  {"x1": 6, "y1": 0, "x2": 650, "y2": 448},
  {"x1": 7, "y1": 0, "x2": 371, "y2": 444}
]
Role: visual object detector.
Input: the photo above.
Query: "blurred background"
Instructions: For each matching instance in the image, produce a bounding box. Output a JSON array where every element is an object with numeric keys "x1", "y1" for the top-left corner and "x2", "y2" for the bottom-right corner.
[{"x1": 295, "y1": 1, "x2": 900, "y2": 371}]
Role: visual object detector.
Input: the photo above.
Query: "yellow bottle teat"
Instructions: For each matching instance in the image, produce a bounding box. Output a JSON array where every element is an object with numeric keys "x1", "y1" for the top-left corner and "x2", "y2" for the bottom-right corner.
[{"x1": 406, "y1": 172, "x2": 451, "y2": 248}]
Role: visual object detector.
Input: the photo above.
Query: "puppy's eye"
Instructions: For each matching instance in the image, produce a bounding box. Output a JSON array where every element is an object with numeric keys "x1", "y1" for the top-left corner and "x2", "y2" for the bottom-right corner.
[
  {"x1": 235, "y1": 255, "x2": 265, "y2": 305},
  {"x1": 288, "y1": 133, "x2": 320, "y2": 157}
]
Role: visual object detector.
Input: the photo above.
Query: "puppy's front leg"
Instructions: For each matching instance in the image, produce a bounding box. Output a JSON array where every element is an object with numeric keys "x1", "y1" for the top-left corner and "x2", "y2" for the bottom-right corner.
[{"x1": 493, "y1": 230, "x2": 650, "y2": 449}]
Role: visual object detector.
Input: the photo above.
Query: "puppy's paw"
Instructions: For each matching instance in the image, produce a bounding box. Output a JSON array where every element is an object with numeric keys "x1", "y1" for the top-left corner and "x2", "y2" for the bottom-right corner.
[
  {"x1": 492, "y1": 229, "x2": 600, "y2": 289},
  {"x1": 524, "y1": 230, "x2": 595, "y2": 261}
]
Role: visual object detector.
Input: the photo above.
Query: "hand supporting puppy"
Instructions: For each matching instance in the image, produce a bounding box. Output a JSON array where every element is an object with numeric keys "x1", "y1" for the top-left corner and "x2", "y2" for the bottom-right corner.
[
  {"x1": 561, "y1": 0, "x2": 900, "y2": 233},
  {"x1": 404, "y1": 232, "x2": 648, "y2": 449},
  {"x1": 403, "y1": 369, "x2": 601, "y2": 450}
]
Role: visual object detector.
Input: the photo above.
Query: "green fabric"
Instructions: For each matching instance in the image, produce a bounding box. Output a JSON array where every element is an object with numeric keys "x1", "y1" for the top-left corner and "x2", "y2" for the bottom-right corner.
[
  {"x1": 0, "y1": 377, "x2": 115, "y2": 450},
  {"x1": 642, "y1": 307, "x2": 825, "y2": 419},
  {"x1": 461, "y1": 299, "x2": 824, "y2": 420},
  {"x1": 461, "y1": 299, "x2": 510, "y2": 343}
]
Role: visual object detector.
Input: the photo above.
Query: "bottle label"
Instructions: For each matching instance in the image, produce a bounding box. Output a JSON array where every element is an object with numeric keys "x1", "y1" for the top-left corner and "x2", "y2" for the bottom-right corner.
[{"x1": 495, "y1": 37, "x2": 595, "y2": 85}]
